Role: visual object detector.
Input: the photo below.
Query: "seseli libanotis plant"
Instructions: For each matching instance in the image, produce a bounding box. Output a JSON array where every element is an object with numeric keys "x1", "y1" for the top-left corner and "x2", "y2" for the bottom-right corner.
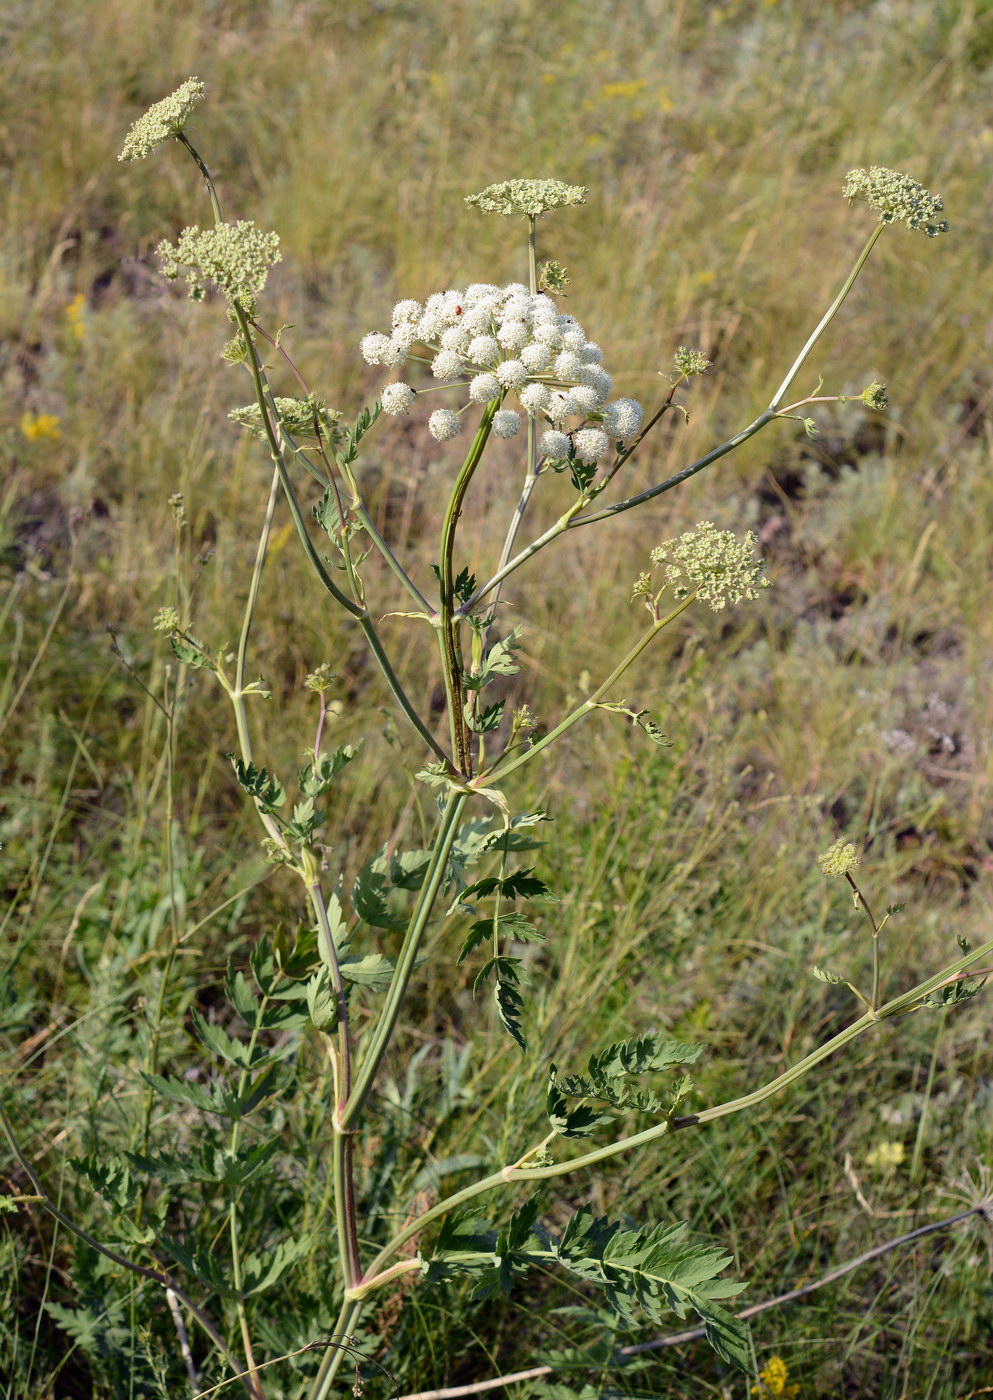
[{"x1": 9, "y1": 77, "x2": 990, "y2": 1399}]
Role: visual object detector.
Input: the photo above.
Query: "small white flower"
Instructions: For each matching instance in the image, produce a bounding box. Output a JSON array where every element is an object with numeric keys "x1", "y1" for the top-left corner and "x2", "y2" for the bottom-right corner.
[
  {"x1": 561, "y1": 328, "x2": 586, "y2": 351},
  {"x1": 531, "y1": 294, "x2": 557, "y2": 320},
  {"x1": 392, "y1": 299, "x2": 422, "y2": 326},
  {"x1": 538, "y1": 429, "x2": 571, "y2": 459},
  {"x1": 468, "y1": 334, "x2": 499, "y2": 364},
  {"x1": 497, "y1": 320, "x2": 530, "y2": 352},
  {"x1": 578, "y1": 364, "x2": 612, "y2": 397},
  {"x1": 428, "y1": 408, "x2": 462, "y2": 441},
  {"x1": 520, "y1": 343, "x2": 551, "y2": 373},
  {"x1": 440, "y1": 325, "x2": 469, "y2": 352},
  {"x1": 496, "y1": 359, "x2": 528, "y2": 391},
  {"x1": 533, "y1": 322, "x2": 563, "y2": 347},
  {"x1": 504, "y1": 282, "x2": 530, "y2": 299},
  {"x1": 381, "y1": 382, "x2": 415, "y2": 415},
  {"x1": 432, "y1": 349, "x2": 464, "y2": 380},
  {"x1": 360, "y1": 332, "x2": 392, "y2": 365},
  {"x1": 464, "y1": 282, "x2": 500, "y2": 300},
  {"x1": 554, "y1": 350, "x2": 585, "y2": 379},
  {"x1": 520, "y1": 382, "x2": 552, "y2": 415},
  {"x1": 568, "y1": 385, "x2": 603, "y2": 415},
  {"x1": 548, "y1": 390, "x2": 579, "y2": 422},
  {"x1": 493, "y1": 409, "x2": 521, "y2": 438},
  {"x1": 581, "y1": 342, "x2": 603, "y2": 364},
  {"x1": 602, "y1": 397, "x2": 644, "y2": 439},
  {"x1": 462, "y1": 305, "x2": 495, "y2": 334},
  {"x1": 573, "y1": 427, "x2": 610, "y2": 465},
  {"x1": 382, "y1": 336, "x2": 411, "y2": 368},
  {"x1": 416, "y1": 311, "x2": 446, "y2": 343},
  {"x1": 469, "y1": 372, "x2": 501, "y2": 404}
]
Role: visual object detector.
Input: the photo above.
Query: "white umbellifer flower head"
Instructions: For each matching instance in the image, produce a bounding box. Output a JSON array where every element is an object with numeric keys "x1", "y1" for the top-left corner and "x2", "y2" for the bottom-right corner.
[
  {"x1": 119, "y1": 77, "x2": 205, "y2": 162},
  {"x1": 432, "y1": 349, "x2": 464, "y2": 380},
  {"x1": 538, "y1": 429, "x2": 571, "y2": 459},
  {"x1": 469, "y1": 372, "x2": 501, "y2": 404},
  {"x1": 358, "y1": 279, "x2": 641, "y2": 451},
  {"x1": 493, "y1": 409, "x2": 521, "y2": 439},
  {"x1": 650, "y1": 520, "x2": 770, "y2": 612},
  {"x1": 157, "y1": 221, "x2": 281, "y2": 316},
  {"x1": 573, "y1": 427, "x2": 610, "y2": 465},
  {"x1": 429, "y1": 409, "x2": 462, "y2": 441},
  {"x1": 380, "y1": 382, "x2": 415, "y2": 416}
]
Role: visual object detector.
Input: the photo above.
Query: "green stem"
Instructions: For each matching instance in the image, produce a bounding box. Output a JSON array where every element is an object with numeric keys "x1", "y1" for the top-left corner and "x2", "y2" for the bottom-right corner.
[
  {"x1": 228, "y1": 1005, "x2": 270, "y2": 1398},
  {"x1": 438, "y1": 403, "x2": 500, "y2": 773},
  {"x1": 480, "y1": 596, "x2": 695, "y2": 787},
  {"x1": 573, "y1": 409, "x2": 777, "y2": 528},
  {"x1": 304, "y1": 1296, "x2": 366, "y2": 1400},
  {"x1": 231, "y1": 305, "x2": 448, "y2": 764},
  {"x1": 340, "y1": 792, "x2": 469, "y2": 1131},
  {"x1": 527, "y1": 216, "x2": 537, "y2": 294},
  {"x1": 768, "y1": 220, "x2": 886, "y2": 410},
  {"x1": 176, "y1": 132, "x2": 223, "y2": 224},
  {"x1": 354, "y1": 931, "x2": 993, "y2": 1289}
]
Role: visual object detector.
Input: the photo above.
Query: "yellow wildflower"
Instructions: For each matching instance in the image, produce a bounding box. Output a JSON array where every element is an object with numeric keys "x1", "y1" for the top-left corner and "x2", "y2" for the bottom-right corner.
[
  {"x1": 751, "y1": 1354, "x2": 800, "y2": 1398},
  {"x1": 20, "y1": 413, "x2": 62, "y2": 442},
  {"x1": 66, "y1": 293, "x2": 86, "y2": 340}
]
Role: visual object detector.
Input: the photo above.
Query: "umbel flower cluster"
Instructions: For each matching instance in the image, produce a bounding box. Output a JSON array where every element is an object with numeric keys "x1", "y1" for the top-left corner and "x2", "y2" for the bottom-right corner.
[
  {"x1": 843, "y1": 166, "x2": 949, "y2": 238},
  {"x1": 650, "y1": 521, "x2": 770, "y2": 613},
  {"x1": 118, "y1": 77, "x2": 205, "y2": 162},
  {"x1": 361, "y1": 283, "x2": 644, "y2": 466},
  {"x1": 157, "y1": 222, "x2": 281, "y2": 317}
]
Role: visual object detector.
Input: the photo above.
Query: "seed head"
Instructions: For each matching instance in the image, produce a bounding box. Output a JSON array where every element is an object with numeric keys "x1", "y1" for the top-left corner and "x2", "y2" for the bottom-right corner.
[
  {"x1": 119, "y1": 78, "x2": 205, "y2": 162},
  {"x1": 843, "y1": 166, "x2": 949, "y2": 237}
]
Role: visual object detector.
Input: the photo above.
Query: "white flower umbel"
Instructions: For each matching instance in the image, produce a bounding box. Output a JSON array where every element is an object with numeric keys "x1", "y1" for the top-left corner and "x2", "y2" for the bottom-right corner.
[
  {"x1": 119, "y1": 77, "x2": 205, "y2": 162},
  {"x1": 359, "y1": 281, "x2": 642, "y2": 452},
  {"x1": 650, "y1": 521, "x2": 770, "y2": 612}
]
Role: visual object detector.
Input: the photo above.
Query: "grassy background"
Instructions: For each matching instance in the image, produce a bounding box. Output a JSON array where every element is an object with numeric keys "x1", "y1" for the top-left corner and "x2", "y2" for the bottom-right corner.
[{"x1": 3, "y1": 0, "x2": 993, "y2": 1395}]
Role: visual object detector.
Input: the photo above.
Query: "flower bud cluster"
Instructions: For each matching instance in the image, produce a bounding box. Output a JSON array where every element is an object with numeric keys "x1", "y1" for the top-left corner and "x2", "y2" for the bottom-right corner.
[
  {"x1": 158, "y1": 221, "x2": 281, "y2": 316},
  {"x1": 119, "y1": 77, "x2": 205, "y2": 162},
  {"x1": 650, "y1": 520, "x2": 770, "y2": 612},
  {"x1": 843, "y1": 167, "x2": 949, "y2": 238},
  {"x1": 361, "y1": 282, "x2": 643, "y2": 465},
  {"x1": 229, "y1": 395, "x2": 343, "y2": 444},
  {"x1": 818, "y1": 839, "x2": 860, "y2": 877}
]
